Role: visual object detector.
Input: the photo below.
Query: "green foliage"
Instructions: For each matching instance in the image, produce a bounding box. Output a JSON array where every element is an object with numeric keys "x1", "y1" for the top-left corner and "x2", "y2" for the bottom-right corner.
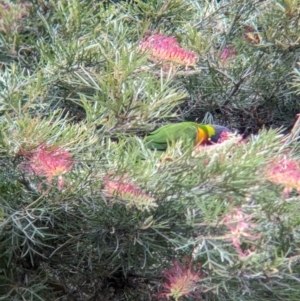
[{"x1": 0, "y1": 0, "x2": 299, "y2": 300}]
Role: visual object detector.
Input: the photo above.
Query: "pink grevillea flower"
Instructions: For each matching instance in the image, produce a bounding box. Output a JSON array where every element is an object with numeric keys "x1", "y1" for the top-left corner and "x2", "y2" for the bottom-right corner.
[
  {"x1": 193, "y1": 131, "x2": 243, "y2": 154},
  {"x1": 21, "y1": 144, "x2": 74, "y2": 190},
  {"x1": 265, "y1": 158, "x2": 300, "y2": 195},
  {"x1": 139, "y1": 31, "x2": 199, "y2": 67},
  {"x1": 216, "y1": 130, "x2": 232, "y2": 143},
  {"x1": 103, "y1": 175, "x2": 157, "y2": 211},
  {"x1": 159, "y1": 261, "x2": 203, "y2": 301},
  {"x1": 220, "y1": 46, "x2": 237, "y2": 61},
  {"x1": 222, "y1": 208, "x2": 261, "y2": 258}
]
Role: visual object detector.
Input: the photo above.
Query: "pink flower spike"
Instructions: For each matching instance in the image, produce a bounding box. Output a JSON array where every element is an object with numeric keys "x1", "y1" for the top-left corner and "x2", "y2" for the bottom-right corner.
[
  {"x1": 217, "y1": 131, "x2": 231, "y2": 143},
  {"x1": 265, "y1": 158, "x2": 300, "y2": 196},
  {"x1": 21, "y1": 144, "x2": 74, "y2": 190},
  {"x1": 220, "y1": 46, "x2": 237, "y2": 61},
  {"x1": 103, "y1": 175, "x2": 157, "y2": 211},
  {"x1": 222, "y1": 208, "x2": 261, "y2": 258},
  {"x1": 159, "y1": 261, "x2": 203, "y2": 301},
  {"x1": 138, "y1": 31, "x2": 198, "y2": 67}
]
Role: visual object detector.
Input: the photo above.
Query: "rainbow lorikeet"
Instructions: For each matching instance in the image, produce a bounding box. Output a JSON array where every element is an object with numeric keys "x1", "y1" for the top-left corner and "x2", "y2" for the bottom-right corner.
[{"x1": 144, "y1": 122, "x2": 231, "y2": 150}]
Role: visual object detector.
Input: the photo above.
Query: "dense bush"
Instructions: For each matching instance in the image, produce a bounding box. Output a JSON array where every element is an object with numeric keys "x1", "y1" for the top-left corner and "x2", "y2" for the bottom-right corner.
[{"x1": 0, "y1": 0, "x2": 299, "y2": 300}]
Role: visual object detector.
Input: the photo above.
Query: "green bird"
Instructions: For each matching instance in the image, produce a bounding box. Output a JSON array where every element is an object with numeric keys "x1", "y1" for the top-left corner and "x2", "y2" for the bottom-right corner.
[{"x1": 144, "y1": 122, "x2": 231, "y2": 150}]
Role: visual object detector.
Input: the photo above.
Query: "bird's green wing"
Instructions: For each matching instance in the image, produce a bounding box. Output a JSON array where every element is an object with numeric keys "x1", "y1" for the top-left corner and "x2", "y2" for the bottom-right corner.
[{"x1": 144, "y1": 122, "x2": 198, "y2": 150}]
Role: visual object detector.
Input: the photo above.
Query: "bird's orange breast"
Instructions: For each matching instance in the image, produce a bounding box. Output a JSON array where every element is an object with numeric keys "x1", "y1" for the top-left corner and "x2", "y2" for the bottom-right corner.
[{"x1": 195, "y1": 127, "x2": 208, "y2": 145}]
